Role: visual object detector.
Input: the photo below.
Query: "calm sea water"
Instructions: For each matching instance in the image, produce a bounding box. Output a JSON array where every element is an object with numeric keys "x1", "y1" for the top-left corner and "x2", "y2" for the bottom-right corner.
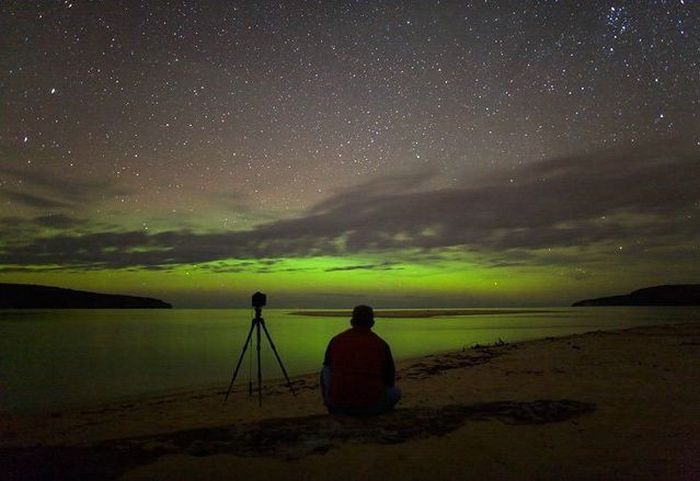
[{"x1": 1, "y1": 307, "x2": 698, "y2": 412}]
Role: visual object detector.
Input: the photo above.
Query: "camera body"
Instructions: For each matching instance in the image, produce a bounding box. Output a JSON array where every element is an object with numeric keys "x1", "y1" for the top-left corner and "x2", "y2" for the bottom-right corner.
[{"x1": 251, "y1": 291, "x2": 267, "y2": 308}]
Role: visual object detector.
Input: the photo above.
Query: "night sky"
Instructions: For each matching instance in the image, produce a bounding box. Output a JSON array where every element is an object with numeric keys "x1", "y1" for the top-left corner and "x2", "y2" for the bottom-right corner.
[{"x1": 1, "y1": 1, "x2": 698, "y2": 307}]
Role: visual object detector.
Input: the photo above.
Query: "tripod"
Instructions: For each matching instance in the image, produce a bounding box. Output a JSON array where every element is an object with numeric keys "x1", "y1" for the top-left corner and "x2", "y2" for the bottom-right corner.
[{"x1": 224, "y1": 304, "x2": 296, "y2": 406}]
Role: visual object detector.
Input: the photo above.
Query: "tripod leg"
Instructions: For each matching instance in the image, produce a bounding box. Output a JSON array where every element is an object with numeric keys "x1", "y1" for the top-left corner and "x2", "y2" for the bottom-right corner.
[
  {"x1": 261, "y1": 321, "x2": 297, "y2": 396},
  {"x1": 256, "y1": 320, "x2": 262, "y2": 407},
  {"x1": 248, "y1": 345, "x2": 253, "y2": 397},
  {"x1": 224, "y1": 320, "x2": 256, "y2": 403}
]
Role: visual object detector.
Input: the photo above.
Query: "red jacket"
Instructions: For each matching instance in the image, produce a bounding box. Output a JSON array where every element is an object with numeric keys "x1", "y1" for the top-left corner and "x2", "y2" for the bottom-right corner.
[{"x1": 324, "y1": 327, "x2": 395, "y2": 408}]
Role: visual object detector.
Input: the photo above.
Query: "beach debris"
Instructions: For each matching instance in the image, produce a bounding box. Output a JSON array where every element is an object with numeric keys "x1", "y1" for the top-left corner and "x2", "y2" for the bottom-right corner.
[
  {"x1": 504, "y1": 369, "x2": 543, "y2": 376},
  {"x1": 472, "y1": 337, "x2": 508, "y2": 349},
  {"x1": 404, "y1": 346, "x2": 510, "y2": 380}
]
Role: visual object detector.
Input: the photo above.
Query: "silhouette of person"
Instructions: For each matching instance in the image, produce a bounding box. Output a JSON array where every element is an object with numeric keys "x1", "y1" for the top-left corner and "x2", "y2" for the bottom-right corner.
[{"x1": 321, "y1": 305, "x2": 401, "y2": 415}]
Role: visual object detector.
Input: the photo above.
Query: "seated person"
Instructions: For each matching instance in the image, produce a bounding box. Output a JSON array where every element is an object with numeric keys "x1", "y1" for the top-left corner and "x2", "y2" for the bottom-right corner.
[{"x1": 321, "y1": 305, "x2": 401, "y2": 415}]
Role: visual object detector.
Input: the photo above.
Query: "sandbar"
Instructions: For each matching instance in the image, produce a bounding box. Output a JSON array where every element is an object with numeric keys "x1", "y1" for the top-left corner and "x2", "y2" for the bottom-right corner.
[{"x1": 289, "y1": 308, "x2": 555, "y2": 318}]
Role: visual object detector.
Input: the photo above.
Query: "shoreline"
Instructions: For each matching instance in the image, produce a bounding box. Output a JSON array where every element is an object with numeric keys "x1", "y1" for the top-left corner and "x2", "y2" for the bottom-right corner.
[{"x1": 3, "y1": 321, "x2": 699, "y2": 480}]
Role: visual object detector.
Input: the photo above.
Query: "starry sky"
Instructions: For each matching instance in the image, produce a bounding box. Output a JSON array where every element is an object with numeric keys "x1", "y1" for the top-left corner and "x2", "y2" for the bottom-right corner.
[{"x1": 0, "y1": 0, "x2": 698, "y2": 307}]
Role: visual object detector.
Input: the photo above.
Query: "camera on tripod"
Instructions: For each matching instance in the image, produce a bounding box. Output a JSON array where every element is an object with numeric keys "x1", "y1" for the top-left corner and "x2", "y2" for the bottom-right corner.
[
  {"x1": 225, "y1": 291, "x2": 296, "y2": 406},
  {"x1": 251, "y1": 291, "x2": 267, "y2": 308}
]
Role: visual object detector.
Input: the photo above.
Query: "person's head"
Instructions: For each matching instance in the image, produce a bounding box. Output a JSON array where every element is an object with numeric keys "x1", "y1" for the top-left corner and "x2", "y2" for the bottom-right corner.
[{"x1": 351, "y1": 305, "x2": 375, "y2": 328}]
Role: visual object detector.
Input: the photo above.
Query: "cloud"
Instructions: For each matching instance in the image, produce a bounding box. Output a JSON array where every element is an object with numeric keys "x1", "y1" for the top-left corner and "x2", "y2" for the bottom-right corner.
[
  {"x1": 0, "y1": 166, "x2": 129, "y2": 210},
  {"x1": 2, "y1": 190, "x2": 73, "y2": 209},
  {"x1": 0, "y1": 139, "x2": 698, "y2": 270},
  {"x1": 33, "y1": 214, "x2": 86, "y2": 228},
  {"x1": 225, "y1": 138, "x2": 699, "y2": 255},
  {"x1": 0, "y1": 214, "x2": 88, "y2": 241},
  {"x1": 324, "y1": 261, "x2": 401, "y2": 272}
]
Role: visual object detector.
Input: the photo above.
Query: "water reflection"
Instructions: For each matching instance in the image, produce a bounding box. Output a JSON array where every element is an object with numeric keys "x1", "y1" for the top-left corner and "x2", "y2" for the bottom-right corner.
[{"x1": 0, "y1": 307, "x2": 697, "y2": 411}]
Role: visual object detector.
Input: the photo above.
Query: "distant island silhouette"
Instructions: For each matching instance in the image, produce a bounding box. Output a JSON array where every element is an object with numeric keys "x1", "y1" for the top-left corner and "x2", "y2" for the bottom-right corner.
[
  {"x1": 572, "y1": 284, "x2": 700, "y2": 307},
  {"x1": 0, "y1": 283, "x2": 172, "y2": 309}
]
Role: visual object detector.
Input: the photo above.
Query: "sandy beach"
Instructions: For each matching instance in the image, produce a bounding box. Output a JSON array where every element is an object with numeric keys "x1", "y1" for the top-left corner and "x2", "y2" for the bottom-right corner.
[{"x1": 2, "y1": 322, "x2": 699, "y2": 481}]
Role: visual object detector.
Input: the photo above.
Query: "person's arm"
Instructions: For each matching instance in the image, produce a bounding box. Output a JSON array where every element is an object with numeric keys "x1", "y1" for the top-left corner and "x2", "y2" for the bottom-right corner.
[
  {"x1": 323, "y1": 338, "x2": 333, "y2": 367},
  {"x1": 383, "y1": 342, "x2": 395, "y2": 387},
  {"x1": 321, "y1": 339, "x2": 334, "y2": 404}
]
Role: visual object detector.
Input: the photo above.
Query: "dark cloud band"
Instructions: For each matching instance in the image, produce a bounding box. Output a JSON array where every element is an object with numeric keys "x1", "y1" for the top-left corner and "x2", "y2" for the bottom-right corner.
[{"x1": 1, "y1": 140, "x2": 698, "y2": 270}]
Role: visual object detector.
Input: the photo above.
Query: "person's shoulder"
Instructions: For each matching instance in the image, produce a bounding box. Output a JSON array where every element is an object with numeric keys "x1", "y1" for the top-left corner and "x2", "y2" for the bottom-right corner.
[
  {"x1": 369, "y1": 330, "x2": 390, "y2": 346},
  {"x1": 331, "y1": 328, "x2": 355, "y2": 342}
]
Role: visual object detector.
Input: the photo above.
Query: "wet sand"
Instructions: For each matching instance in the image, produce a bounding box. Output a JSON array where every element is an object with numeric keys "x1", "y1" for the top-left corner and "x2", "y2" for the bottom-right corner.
[{"x1": 2, "y1": 322, "x2": 699, "y2": 481}]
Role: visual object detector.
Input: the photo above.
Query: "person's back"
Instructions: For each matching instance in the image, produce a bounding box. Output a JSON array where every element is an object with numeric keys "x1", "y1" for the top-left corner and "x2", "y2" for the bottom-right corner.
[{"x1": 321, "y1": 305, "x2": 400, "y2": 415}]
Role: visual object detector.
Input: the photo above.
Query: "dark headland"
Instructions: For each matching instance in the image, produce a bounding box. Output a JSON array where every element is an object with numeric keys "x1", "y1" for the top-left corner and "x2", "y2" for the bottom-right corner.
[
  {"x1": 0, "y1": 283, "x2": 172, "y2": 309},
  {"x1": 572, "y1": 284, "x2": 700, "y2": 307}
]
